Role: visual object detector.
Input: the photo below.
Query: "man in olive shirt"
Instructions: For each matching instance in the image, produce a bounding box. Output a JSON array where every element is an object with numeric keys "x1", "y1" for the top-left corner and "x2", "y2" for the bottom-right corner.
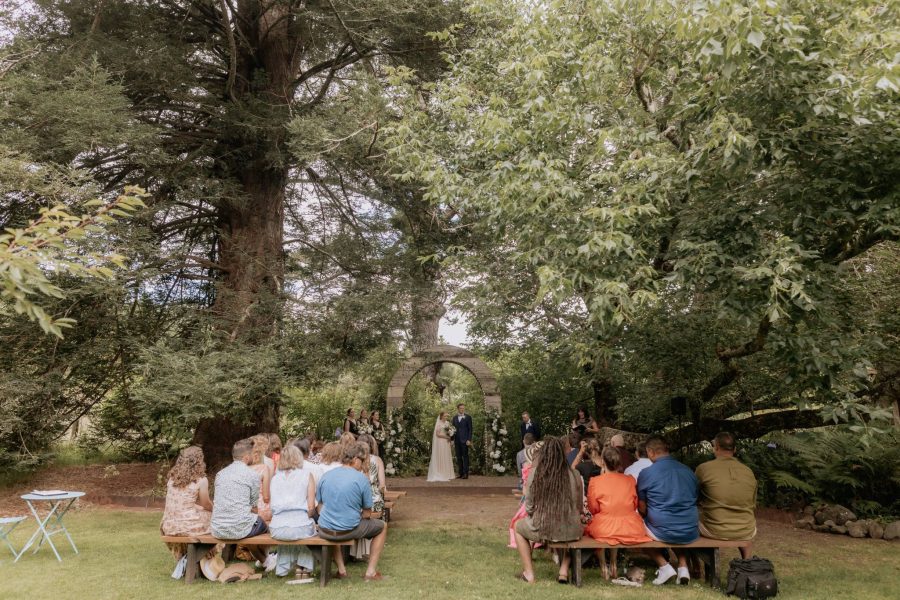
[{"x1": 695, "y1": 432, "x2": 757, "y2": 559}]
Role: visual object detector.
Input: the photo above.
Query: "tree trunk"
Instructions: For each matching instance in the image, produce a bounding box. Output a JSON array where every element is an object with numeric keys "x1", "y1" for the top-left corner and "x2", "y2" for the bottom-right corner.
[
  {"x1": 591, "y1": 376, "x2": 616, "y2": 427},
  {"x1": 193, "y1": 0, "x2": 294, "y2": 469},
  {"x1": 410, "y1": 283, "x2": 446, "y2": 393}
]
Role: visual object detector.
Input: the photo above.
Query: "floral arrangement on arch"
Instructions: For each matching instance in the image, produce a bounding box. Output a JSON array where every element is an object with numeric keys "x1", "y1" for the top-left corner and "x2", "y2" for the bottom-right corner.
[
  {"x1": 487, "y1": 409, "x2": 509, "y2": 474},
  {"x1": 382, "y1": 411, "x2": 406, "y2": 476}
]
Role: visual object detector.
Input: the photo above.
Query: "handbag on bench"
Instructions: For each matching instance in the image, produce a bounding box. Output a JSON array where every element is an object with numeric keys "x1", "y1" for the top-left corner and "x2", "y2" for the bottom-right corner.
[{"x1": 726, "y1": 556, "x2": 778, "y2": 598}]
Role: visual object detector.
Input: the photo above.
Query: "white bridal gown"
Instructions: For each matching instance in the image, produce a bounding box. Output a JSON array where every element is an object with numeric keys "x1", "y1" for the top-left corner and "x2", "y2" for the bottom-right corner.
[{"x1": 426, "y1": 417, "x2": 455, "y2": 482}]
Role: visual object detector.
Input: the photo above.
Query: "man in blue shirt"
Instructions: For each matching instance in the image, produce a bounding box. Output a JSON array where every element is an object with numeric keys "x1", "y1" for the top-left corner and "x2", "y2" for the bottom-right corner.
[
  {"x1": 637, "y1": 435, "x2": 699, "y2": 586},
  {"x1": 316, "y1": 442, "x2": 387, "y2": 581}
]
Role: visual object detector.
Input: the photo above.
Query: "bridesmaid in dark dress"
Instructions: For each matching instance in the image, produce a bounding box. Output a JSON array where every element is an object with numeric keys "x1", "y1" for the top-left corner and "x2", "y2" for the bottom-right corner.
[
  {"x1": 343, "y1": 408, "x2": 359, "y2": 436},
  {"x1": 370, "y1": 411, "x2": 387, "y2": 457}
]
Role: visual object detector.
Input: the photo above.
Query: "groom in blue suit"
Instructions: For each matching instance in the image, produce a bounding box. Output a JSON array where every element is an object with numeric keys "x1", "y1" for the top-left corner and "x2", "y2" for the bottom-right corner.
[{"x1": 452, "y1": 403, "x2": 473, "y2": 479}]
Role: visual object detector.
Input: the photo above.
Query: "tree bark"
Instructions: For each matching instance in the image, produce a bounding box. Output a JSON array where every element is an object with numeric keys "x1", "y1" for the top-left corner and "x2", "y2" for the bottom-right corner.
[
  {"x1": 193, "y1": 0, "x2": 295, "y2": 468},
  {"x1": 591, "y1": 376, "x2": 616, "y2": 427}
]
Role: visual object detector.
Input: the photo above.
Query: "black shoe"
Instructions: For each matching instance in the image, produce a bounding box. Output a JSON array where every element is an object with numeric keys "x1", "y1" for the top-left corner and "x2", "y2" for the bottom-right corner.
[{"x1": 461, "y1": 475, "x2": 469, "y2": 479}]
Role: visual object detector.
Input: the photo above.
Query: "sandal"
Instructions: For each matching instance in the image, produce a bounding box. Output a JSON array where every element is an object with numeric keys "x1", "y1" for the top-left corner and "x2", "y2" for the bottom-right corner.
[
  {"x1": 364, "y1": 572, "x2": 387, "y2": 582},
  {"x1": 558, "y1": 574, "x2": 569, "y2": 584},
  {"x1": 518, "y1": 572, "x2": 535, "y2": 584},
  {"x1": 334, "y1": 571, "x2": 349, "y2": 580}
]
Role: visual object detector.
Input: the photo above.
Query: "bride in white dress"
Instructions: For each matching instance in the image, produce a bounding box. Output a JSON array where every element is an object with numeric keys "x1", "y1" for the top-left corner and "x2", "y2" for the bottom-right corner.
[{"x1": 426, "y1": 411, "x2": 455, "y2": 482}]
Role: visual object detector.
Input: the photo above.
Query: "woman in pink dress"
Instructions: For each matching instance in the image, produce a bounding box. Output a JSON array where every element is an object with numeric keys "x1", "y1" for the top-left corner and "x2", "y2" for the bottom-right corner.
[
  {"x1": 160, "y1": 446, "x2": 213, "y2": 559},
  {"x1": 508, "y1": 441, "x2": 543, "y2": 548}
]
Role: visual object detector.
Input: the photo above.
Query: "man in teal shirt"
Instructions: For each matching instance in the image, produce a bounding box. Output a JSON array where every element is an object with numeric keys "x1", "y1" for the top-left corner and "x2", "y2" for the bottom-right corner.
[
  {"x1": 316, "y1": 442, "x2": 387, "y2": 581},
  {"x1": 637, "y1": 435, "x2": 699, "y2": 586}
]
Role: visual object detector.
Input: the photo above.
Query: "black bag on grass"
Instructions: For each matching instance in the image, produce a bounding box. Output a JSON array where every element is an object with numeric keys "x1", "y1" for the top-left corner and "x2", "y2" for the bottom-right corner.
[{"x1": 726, "y1": 556, "x2": 778, "y2": 598}]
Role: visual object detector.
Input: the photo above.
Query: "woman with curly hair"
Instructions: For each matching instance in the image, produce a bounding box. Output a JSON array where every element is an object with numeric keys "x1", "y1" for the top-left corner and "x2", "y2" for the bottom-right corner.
[
  {"x1": 161, "y1": 446, "x2": 213, "y2": 563},
  {"x1": 513, "y1": 436, "x2": 584, "y2": 584}
]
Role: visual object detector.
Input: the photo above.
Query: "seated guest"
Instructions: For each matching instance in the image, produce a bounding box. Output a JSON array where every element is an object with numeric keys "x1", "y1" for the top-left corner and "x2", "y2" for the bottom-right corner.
[
  {"x1": 350, "y1": 435, "x2": 385, "y2": 560},
  {"x1": 571, "y1": 437, "x2": 603, "y2": 490},
  {"x1": 269, "y1": 445, "x2": 317, "y2": 579},
  {"x1": 695, "y1": 432, "x2": 757, "y2": 559},
  {"x1": 609, "y1": 434, "x2": 635, "y2": 471},
  {"x1": 624, "y1": 441, "x2": 652, "y2": 480},
  {"x1": 316, "y1": 442, "x2": 388, "y2": 581},
  {"x1": 266, "y1": 433, "x2": 283, "y2": 468},
  {"x1": 339, "y1": 432, "x2": 357, "y2": 448},
  {"x1": 513, "y1": 436, "x2": 583, "y2": 584},
  {"x1": 508, "y1": 440, "x2": 542, "y2": 548},
  {"x1": 309, "y1": 439, "x2": 325, "y2": 464},
  {"x1": 319, "y1": 442, "x2": 343, "y2": 475},
  {"x1": 585, "y1": 446, "x2": 651, "y2": 578},
  {"x1": 161, "y1": 446, "x2": 213, "y2": 561},
  {"x1": 291, "y1": 437, "x2": 324, "y2": 486},
  {"x1": 249, "y1": 434, "x2": 273, "y2": 523},
  {"x1": 637, "y1": 435, "x2": 699, "y2": 585},
  {"x1": 565, "y1": 432, "x2": 581, "y2": 466},
  {"x1": 211, "y1": 439, "x2": 268, "y2": 562},
  {"x1": 516, "y1": 433, "x2": 536, "y2": 489}
]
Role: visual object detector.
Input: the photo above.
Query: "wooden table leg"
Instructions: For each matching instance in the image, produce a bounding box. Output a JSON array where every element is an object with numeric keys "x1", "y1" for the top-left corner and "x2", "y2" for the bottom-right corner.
[
  {"x1": 185, "y1": 544, "x2": 197, "y2": 584},
  {"x1": 320, "y1": 545, "x2": 331, "y2": 588}
]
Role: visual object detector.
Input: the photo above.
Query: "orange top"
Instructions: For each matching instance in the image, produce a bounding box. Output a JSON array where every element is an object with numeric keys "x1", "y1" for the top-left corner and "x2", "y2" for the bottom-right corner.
[{"x1": 584, "y1": 471, "x2": 652, "y2": 545}]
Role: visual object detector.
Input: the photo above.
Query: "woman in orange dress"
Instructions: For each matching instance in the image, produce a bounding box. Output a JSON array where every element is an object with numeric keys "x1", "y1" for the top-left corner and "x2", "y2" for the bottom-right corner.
[{"x1": 584, "y1": 445, "x2": 651, "y2": 578}]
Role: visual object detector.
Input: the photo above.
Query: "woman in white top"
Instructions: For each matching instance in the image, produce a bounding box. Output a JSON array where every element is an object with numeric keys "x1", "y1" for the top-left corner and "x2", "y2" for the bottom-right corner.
[{"x1": 269, "y1": 445, "x2": 316, "y2": 577}]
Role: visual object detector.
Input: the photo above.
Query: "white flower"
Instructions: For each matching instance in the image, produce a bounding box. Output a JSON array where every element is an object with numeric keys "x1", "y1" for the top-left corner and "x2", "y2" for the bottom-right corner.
[
  {"x1": 390, "y1": 429, "x2": 396, "y2": 435},
  {"x1": 499, "y1": 428, "x2": 507, "y2": 435},
  {"x1": 496, "y1": 441, "x2": 502, "y2": 447},
  {"x1": 394, "y1": 447, "x2": 401, "y2": 454},
  {"x1": 386, "y1": 441, "x2": 393, "y2": 449}
]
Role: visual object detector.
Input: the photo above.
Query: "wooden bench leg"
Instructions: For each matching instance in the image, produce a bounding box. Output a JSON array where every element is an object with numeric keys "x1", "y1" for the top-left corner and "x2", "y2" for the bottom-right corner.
[
  {"x1": 185, "y1": 544, "x2": 197, "y2": 584},
  {"x1": 573, "y1": 548, "x2": 583, "y2": 587},
  {"x1": 710, "y1": 548, "x2": 721, "y2": 590},
  {"x1": 320, "y1": 546, "x2": 331, "y2": 588},
  {"x1": 222, "y1": 543, "x2": 235, "y2": 562}
]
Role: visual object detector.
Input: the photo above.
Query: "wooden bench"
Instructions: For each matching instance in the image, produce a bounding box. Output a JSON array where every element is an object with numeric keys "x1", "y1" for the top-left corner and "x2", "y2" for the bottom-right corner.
[
  {"x1": 382, "y1": 490, "x2": 405, "y2": 522},
  {"x1": 161, "y1": 534, "x2": 352, "y2": 587},
  {"x1": 549, "y1": 536, "x2": 751, "y2": 588}
]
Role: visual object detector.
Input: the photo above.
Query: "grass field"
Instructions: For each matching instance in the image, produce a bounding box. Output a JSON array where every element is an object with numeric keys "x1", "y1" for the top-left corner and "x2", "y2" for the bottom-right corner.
[{"x1": 1, "y1": 511, "x2": 897, "y2": 599}]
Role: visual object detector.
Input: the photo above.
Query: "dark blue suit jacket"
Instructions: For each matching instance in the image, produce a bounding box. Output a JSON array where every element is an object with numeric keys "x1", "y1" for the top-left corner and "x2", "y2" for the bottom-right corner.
[
  {"x1": 520, "y1": 419, "x2": 541, "y2": 441},
  {"x1": 452, "y1": 414, "x2": 472, "y2": 443}
]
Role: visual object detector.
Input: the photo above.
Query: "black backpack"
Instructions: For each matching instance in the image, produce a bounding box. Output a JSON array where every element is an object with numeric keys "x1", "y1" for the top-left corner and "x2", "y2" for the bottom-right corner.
[{"x1": 726, "y1": 556, "x2": 778, "y2": 599}]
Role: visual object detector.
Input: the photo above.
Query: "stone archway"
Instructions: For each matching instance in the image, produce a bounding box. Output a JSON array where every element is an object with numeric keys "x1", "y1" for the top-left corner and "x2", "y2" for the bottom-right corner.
[{"x1": 386, "y1": 344, "x2": 501, "y2": 412}]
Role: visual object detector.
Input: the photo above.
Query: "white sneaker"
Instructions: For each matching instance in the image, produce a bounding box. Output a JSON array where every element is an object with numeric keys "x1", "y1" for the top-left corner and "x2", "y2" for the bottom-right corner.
[
  {"x1": 263, "y1": 553, "x2": 277, "y2": 573},
  {"x1": 677, "y1": 566, "x2": 690, "y2": 585},
  {"x1": 652, "y1": 563, "x2": 677, "y2": 585}
]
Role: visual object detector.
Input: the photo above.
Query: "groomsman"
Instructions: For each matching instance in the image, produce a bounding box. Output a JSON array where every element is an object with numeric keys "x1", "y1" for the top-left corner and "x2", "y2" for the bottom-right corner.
[
  {"x1": 520, "y1": 412, "x2": 541, "y2": 444},
  {"x1": 452, "y1": 403, "x2": 473, "y2": 479}
]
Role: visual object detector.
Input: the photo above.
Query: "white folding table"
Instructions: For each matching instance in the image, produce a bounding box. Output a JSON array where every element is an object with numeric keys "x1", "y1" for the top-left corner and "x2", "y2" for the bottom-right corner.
[{"x1": 15, "y1": 491, "x2": 84, "y2": 562}]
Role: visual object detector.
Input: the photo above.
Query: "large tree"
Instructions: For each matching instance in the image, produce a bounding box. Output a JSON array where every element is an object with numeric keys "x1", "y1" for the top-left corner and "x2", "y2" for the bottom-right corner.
[
  {"x1": 5, "y1": 0, "x2": 464, "y2": 465},
  {"x1": 390, "y1": 0, "x2": 900, "y2": 442}
]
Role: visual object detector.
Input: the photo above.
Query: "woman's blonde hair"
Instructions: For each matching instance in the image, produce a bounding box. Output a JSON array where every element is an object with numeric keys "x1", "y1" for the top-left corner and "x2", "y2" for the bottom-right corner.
[
  {"x1": 168, "y1": 446, "x2": 206, "y2": 488},
  {"x1": 250, "y1": 434, "x2": 269, "y2": 464},
  {"x1": 277, "y1": 444, "x2": 302, "y2": 471},
  {"x1": 266, "y1": 433, "x2": 282, "y2": 454},
  {"x1": 321, "y1": 442, "x2": 342, "y2": 464},
  {"x1": 339, "y1": 432, "x2": 357, "y2": 447}
]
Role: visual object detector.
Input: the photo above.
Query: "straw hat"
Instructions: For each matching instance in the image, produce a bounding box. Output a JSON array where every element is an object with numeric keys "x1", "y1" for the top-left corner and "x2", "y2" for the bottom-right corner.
[
  {"x1": 524, "y1": 440, "x2": 544, "y2": 463},
  {"x1": 199, "y1": 554, "x2": 225, "y2": 581}
]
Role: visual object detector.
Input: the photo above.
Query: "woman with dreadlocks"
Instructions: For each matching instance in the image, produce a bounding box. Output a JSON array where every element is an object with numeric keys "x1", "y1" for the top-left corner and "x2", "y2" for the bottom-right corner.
[{"x1": 513, "y1": 435, "x2": 584, "y2": 584}]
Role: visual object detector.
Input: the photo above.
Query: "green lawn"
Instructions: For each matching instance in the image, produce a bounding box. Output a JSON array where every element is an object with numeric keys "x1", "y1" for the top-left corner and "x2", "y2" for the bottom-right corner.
[{"x1": 1, "y1": 511, "x2": 897, "y2": 599}]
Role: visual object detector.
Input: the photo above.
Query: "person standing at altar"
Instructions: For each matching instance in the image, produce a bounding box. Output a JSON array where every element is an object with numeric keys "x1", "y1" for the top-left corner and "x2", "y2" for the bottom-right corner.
[
  {"x1": 452, "y1": 403, "x2": 473, "y2": 479},
  {"x1": 519, "y1": 412, "x2": 541, "y2": 444}
]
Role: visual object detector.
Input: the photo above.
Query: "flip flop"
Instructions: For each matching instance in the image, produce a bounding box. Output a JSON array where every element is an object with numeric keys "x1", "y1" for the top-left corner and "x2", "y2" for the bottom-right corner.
[
  {"x1": 518, "y1": 572, "x2": 535, "y2": 584},
  {"x1": 364, "y1": 572, "x2": 387, "y2": 582}
]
